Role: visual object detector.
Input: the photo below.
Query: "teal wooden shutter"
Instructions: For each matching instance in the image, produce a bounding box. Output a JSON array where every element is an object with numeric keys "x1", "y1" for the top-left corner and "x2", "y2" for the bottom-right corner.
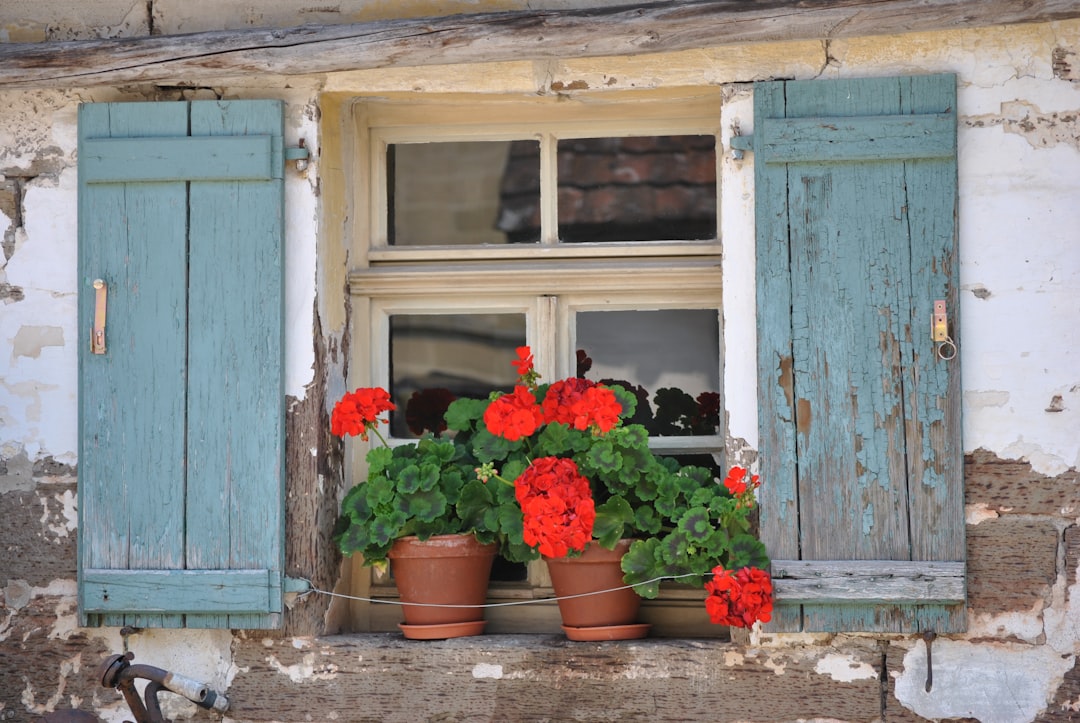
[
  {"x1": 77, "y1": 100, "x2": 286, "y2": 629},
  {"x1": 753, "y1": 75, "x2": 965, "y2": 633}
]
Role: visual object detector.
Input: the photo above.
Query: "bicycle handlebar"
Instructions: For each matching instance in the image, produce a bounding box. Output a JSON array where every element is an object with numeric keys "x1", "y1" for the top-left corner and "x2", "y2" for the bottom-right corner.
[
  {"x1": 162, "y1": 670, "x2": 229, "y2": 713},
  {"x1": 99, "y1": 653, "x2": 230, "y2": 721}
]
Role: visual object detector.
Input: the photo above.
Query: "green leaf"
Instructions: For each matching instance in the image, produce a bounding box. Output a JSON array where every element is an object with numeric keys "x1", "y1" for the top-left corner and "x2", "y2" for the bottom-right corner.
[
  {"x1": 593, "y1": 496, "x2": 634, "y2": 548},
  {"x1": 340, "y1": 484, "x2": 372, "y2": 522},
  {"x1": 473, "y1": 428, "x2": 519, "y2": 463},
  {"x1": 620, "y1": 538, "x2": 662, "y2": 598},
  {"x1": 404, "y1": 488, "x2": 448, "y2": 523},
  {"x1": 444, "y1": 397, "x2": 487, "y2": 431},
  {"x1": 729, "y1": 534, "x2": 771, "y2": 570},
  {"x1": 584, "y1": 438, "x2": 622, "y2": 475},
  {"x1": 365, "y1": 445, "x2": 393, "y2": 475},
  {"x1": 415, "y1": 462, "x2": 442, "y2": 492},
  {"x1": 369, "y1": 510, "x2": 406, "y2": 547},
  {"x1": 396, "y1": 464, "x2": 422, "y2": 494},
  {"x1": 677, "y1": 506, "x2": 714, "y2": 543},
  {"x1": 457, "y1": 478, "x2": 495, "y2": 531},
  {"x1": 365, "y1": 476, "x2": 396, "y2": 507},
  {"x1": 607, "y1": 384, "x2": 638, "y2": 419},
  {"x1": 632, "y1": 504, "x2": 661, "y2": 535}
]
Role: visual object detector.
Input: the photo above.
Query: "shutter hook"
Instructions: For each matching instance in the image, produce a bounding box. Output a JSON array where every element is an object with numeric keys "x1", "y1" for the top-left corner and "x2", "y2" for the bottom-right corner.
[
  {"x1": 923, "y1": 630, "x2": 936, "y2": 692},
  {"x1": 931, "y1": 300, "x2": 957, "y2": 361}
]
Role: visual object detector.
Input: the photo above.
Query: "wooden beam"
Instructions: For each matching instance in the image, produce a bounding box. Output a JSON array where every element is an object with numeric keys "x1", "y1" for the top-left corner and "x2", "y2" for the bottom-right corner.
[{"x1": 2, "y1": 0, "x2": 1079, "y2": 89}]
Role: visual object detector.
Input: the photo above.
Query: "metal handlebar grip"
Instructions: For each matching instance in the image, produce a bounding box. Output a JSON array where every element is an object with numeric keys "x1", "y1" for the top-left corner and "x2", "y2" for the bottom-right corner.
[{"x1": 163, "y1": 671, "x2": 230, "y2": 713}]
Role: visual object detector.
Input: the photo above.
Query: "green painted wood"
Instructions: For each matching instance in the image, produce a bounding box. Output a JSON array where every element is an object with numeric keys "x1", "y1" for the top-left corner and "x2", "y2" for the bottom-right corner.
[
  {"x1": 83, "y1": 569, "x2": 274, "y2": 614},
  {"x1": 757, "y1": 113, "x2": 955, "y2": 163},
  {"x1": 77, "y1": 100, "x2": 285, "y2": 629},
  {"x1": 186, "y1": 100, "x2": 285, "y2": 630},
  {"x1": 80, "y1": 136, "x2": 277, "y2": 182},
  {"x1": 755, "y1": 74, "x2": 963, "y2": 633}
]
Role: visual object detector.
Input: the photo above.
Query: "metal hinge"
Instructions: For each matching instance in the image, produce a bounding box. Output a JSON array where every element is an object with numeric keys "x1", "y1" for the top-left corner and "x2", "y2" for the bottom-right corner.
[
  {"x1": 285, "y1": 140, "x2": 310, "y2": 172},
  {"x1": 730, "y1": 134, "x2": 753, "y2": 159}
]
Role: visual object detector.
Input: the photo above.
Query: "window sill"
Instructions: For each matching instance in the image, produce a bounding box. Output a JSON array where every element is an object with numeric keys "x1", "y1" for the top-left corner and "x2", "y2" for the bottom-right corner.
[{"x1": 229, "y1": 632, "x2": 886, "y2": 721}]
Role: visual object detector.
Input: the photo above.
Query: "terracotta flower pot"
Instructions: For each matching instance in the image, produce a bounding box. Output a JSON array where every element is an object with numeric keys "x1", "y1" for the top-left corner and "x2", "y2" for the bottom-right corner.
[
  {"x1": 544, "y1": 539, "x2": 650, "y2": 641},
  {"x1": 387, "y1": 534, "x2": 497, "y2": 639}
]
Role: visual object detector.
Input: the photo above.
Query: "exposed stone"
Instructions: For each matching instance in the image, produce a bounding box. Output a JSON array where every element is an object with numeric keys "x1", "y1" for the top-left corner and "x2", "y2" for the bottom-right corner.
[
  {"x1": 967, "y1": 517, "x2": 1060, "y2": 614},
  {"x1": 1054, "y1": 47, "x2": 1079, "y2": 81},
  {"x1": 0, "y1": 488, "x2": 78, "y2": 588},
  {"x1": 1040, "y1": 656, "x2": 1080, "y2": 721},
  {"x1": 0, "y1": 595, "x2": 110, "y2": 718},
  {"x1": 966, "y1": 449, "x2": 1079, "y2": 517}
]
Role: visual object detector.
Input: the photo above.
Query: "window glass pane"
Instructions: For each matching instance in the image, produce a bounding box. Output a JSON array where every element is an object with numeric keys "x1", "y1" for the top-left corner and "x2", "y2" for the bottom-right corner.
[
  {"x1": 557, "y1": 135, "x2": 716, "y2": 243},
  {"x1": 388, "y1": 313, "x2": 526, "y2": 438},
  {"x1": 389, "y1": 141, "x2": 540, "y2": 246},
  {"x1": 576, "y1": 309, "x2": 720, "y2": 437}
]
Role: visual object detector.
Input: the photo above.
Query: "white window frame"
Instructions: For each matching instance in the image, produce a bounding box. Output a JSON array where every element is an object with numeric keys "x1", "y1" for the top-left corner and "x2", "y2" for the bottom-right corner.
[{"x1": 346, "y1": 89, "x2": 733, "y2": 636}]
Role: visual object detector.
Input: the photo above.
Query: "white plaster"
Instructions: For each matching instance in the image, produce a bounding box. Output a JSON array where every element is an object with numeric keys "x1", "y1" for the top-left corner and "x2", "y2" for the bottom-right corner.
[
  {"x1": 472, "y1": 663, "x2": 503, "y2": 679},
  {"x1": 957, "y1": 93, "x2": 1080, "y2": 475},
  {"x1": 267, "y1": 652, "x2": 341, "y2": 682},
  {"x1": 964, "y1": 503, "x2": 1000, "y2": 525},
  {"x1": 967, "y1": 602, "x2": 1047, "y2": 645},
  {"x1": 894, "y1": 640, "x2": 1075, "y2": 722},
  {"x1": 1, "y1": 166, "x2": 79, "y2": 461},
  {"x1": 813, "y1": 653, "x2": 878, "y2": 683}
]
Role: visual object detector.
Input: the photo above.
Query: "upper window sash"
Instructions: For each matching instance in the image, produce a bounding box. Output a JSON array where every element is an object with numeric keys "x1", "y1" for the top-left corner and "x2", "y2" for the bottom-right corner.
[{"x1": 354, "y1": 90, "x2": 723, "y2": 260}]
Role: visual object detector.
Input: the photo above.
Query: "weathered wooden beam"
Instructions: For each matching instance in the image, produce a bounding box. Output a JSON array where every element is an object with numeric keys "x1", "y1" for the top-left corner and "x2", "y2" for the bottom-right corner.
[
  {"x1": 2, "y1": 0, "x2": 1079, "y2": 89},
  {"x1": 770, "y1": 560, "x2": 966, "y2": 603}
]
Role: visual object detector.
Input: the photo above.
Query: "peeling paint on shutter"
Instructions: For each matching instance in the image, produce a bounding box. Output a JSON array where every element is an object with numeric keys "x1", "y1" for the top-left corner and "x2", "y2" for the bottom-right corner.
[{"x1": 754, "y1": 75, "x2": 964, "y2": 633}]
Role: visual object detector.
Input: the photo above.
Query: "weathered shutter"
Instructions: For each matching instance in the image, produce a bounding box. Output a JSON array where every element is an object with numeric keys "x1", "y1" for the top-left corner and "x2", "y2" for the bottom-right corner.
[
  {"x1": 77, "y1": 100, "x2": 286, "y2": 629},
  {"x1": 753, "y1": 75, "x2": 965, "y2": 632}
]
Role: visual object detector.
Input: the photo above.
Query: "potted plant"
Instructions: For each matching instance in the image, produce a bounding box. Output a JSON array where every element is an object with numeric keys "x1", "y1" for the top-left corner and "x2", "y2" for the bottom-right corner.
[
  {"x1": 447, "y1": 346, "x2": 773, "y2": 639},
  {"x1": 330, "y1": 386, "x2": 520, "y2": 639}
]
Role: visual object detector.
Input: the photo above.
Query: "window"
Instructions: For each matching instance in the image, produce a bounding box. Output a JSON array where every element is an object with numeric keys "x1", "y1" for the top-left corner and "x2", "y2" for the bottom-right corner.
[{"x1": 344, "y1": 91, "x2": 730, "y2": 636}]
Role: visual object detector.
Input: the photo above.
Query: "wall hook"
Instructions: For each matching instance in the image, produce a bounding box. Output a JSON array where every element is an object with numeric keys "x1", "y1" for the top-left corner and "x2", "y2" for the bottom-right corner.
[{"x1": 923, "y1": 630, "x2": 936, "y2": 692}]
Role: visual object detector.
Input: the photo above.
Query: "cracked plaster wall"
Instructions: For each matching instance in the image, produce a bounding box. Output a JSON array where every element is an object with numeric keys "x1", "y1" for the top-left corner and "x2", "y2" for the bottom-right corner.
[{"x1": 0, "y1": 9, "x2": 1078, "y2": 723}]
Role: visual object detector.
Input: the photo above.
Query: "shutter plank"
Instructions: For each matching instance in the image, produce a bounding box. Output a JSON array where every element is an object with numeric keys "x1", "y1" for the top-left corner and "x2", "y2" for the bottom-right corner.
[
  {"x1": 758, "y1": 113, "x2": 955, "y2": 163},
  {"x1": 83, "y1": 569, "x2": 274, "y2": 614},
  {"x1": 81, "y1": 136, "x2": 276, "y2": 183},
  {"x1": 185, "y1": 100, "x2": 285, "y2": 629},
  {"x1": 754, "y1": 80, "x2": 803, "y2": 632},
  {"x1": 78, "y1": 102, "x2": 190, "y2": 629},
  {"x1": 771, "y1": 560, "x2": 964, "y2": 603}
]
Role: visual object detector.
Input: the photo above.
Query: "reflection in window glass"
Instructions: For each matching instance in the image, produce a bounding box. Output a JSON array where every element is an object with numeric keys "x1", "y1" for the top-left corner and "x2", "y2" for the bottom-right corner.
[
  {"x1": 557, "y1": 136, "x2": 716, "y2": 243},
  {"x1": 389, "y1": 141, "x2": 540, "y2": 246},
  {"x1": 576, "y1": 309, "x2": 720, "y2": 436},
  {"x1": 388, "y1": 313, "x2": 526, "y2": 437}
]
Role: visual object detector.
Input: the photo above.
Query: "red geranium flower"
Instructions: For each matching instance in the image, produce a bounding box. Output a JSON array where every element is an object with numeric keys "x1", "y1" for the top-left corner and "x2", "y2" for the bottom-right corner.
[
  {"x1": 331, "y1": 387, "x2": 396, "y2": 441},
  {"x1": 512, "y1": 346, "x2": 535, "y2": 376},
  {"x1": 541, "y1": 378, "x2": 621, "y2": 434},
  {"x1": 704, "y1": 566, "x2": 773, "y2": 628},
  {"x1": 723, "y1": 466, "x2": 759, "y2": 496},
  {"x1": 484, "y1": 385, "x2": 544, "y2": 441},
  {"x1": 514, "y1": 456, "x2": 596, "y2": 558}
]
